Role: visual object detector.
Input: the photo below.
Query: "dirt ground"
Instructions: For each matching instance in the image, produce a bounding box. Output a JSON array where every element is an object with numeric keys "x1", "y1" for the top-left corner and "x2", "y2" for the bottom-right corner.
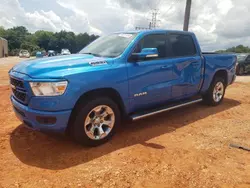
[{"x1": 0, "y1": 57, "x2": 250, "y2": 188}]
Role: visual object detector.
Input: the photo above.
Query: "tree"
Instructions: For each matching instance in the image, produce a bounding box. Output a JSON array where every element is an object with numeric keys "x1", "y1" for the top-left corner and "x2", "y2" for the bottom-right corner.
[
  {"x1": 0, "y1": 26, "x2": 6, "y2": 38},
  {"x1": 34, "y1": 30, "x2": 54, "y2": 51},
  {"x1": 20, "y1": 42, "x2": 40, "y2": 53},
  {"x1": 216, "y1": 45, "x2": 250, "y2": 53},
  {"x1": 0, "y1": 26, "x2": 99, "y2": 55},
  {"x1": 75, "y1": 33, "x2": 98, "y2": 52}
]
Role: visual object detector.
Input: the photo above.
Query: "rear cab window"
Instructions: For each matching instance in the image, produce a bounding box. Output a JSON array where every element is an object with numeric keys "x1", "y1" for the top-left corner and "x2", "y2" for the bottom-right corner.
[{"x1": 166, "y1": 33, "x2": 197, "y2": 58}]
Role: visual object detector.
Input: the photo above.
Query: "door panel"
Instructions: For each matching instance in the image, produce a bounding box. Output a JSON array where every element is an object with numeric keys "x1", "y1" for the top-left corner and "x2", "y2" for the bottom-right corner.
[
  {"x1": 127, "y1": 33, "x2": 175, "y2": 112},
  {"x1": 127, "y1": 59, "x2": 173, "y2": 112},
  {"x1": 171, "y1": 56, "x2": 202, "y2": 98},
  {"x1": 166, "y1": 33, "x2": 202, "y2": 99}
]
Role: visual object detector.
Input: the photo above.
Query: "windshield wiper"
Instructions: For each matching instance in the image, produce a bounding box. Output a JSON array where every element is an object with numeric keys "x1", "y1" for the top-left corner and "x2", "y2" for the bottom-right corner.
[{"x1": 81, "y1": 52, "x2": 101, "y2": 57}]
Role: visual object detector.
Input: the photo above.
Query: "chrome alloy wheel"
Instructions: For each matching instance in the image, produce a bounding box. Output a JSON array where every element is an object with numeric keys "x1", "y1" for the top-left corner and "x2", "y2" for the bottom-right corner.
[
  {"x1": 213, "y1": 82, "x2": 224, "y2": 102},
  {"x1": 84, "y1": 105, "x2": 115, "y2": 140}
]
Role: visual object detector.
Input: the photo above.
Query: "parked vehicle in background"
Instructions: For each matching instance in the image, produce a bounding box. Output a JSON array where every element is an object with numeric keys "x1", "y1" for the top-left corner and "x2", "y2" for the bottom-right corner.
[
  {"x1": 42, "y1": 51, "x2": 47, "y2": 56},
  {"x1": 19, "y1": 50, "x2": 30, "y2": 58},
  {"x1": 36, "y1": 51, "x2": 48, "y2": 58},
  {"x1": 48, "y1": 50, "x2": 56, "y2": 57},
  {"x1": 61, "y1": 48, "x2": 71, "y2": 55},
  {"x1": 236, "y1": 53, "x2": 250, "y2": 75},
  {"x1": 36, "y1": 51, "x2": 43, "y2": 58},
  {"x1": 9, "y1": 30, "x2": 237, "y2": 146}
]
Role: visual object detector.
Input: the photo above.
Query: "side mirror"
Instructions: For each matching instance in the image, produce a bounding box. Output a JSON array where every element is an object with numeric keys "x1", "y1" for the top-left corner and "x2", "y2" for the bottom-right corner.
[{"x1": 131, "y1": 48, "x2": 159, "y2": 60}]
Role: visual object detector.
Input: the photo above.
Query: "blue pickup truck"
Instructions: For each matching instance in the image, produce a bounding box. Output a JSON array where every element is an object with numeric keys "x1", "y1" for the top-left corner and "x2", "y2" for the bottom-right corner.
[{"x1": 9, "y1": 30, "x2": 236, "y2": 146}]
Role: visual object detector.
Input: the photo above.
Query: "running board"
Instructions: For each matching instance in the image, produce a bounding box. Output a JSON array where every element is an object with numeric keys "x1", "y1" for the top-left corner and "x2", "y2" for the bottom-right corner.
[{"x1": 131, "y1": 98, "x2": 203, "y2": 121}]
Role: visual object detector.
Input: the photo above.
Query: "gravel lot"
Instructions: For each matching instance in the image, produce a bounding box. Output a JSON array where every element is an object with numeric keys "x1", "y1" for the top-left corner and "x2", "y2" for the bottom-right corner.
[{"x1": 0, "y1": 57, "x2": 250, "y2": 188}]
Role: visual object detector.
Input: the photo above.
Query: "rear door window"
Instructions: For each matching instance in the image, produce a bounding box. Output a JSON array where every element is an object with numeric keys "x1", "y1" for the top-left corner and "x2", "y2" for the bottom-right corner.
[{"x1": 167, "y1": 34, "x2": 197, "y2": 57}]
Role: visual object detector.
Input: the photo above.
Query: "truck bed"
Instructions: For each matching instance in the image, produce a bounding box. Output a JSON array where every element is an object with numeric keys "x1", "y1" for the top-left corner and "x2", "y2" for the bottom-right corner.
[{"x1": 201, "y1": 53, "x2": 237, "y2": 93}]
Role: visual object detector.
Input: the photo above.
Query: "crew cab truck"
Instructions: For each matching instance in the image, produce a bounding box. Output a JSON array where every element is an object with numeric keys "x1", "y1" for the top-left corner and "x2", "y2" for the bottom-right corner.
[{"x1": 9, "y1": 30, "x2": 237, "y2": 146}]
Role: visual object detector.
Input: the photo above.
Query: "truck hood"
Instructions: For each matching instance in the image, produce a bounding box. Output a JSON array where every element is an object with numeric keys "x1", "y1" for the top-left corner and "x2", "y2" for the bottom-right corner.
[{"x1": 12, "y1": 54, "x2": 111, "y2": 78}]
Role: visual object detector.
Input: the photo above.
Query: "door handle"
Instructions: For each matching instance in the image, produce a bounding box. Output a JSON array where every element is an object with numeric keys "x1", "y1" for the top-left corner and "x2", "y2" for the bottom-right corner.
[
  {"x1": 191, "y1": 61, "x2": 200, "y2": 66},
  {"x1": 191, "y1": 60, "x2": 199, "y2": 64},
  {"x1": 161, "y1": 65, "x2": 172, "y2": 69}
]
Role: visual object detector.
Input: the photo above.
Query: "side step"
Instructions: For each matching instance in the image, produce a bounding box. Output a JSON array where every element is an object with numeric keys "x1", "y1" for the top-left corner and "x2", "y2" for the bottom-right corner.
[{"x1": 131, "y1": 98, "x2": 203, "y2": 121}]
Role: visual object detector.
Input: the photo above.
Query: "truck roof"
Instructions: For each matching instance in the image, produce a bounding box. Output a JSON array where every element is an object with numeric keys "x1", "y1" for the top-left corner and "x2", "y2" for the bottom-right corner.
[{"x1": 116, "y1": 29, "x2": 194, "y2": 35}]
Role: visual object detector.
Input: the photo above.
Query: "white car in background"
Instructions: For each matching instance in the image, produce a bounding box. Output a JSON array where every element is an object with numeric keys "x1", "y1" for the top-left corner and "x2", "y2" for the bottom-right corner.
[
  {"x1": 19, "y1": 50, "x2": 30, "y2": 58},
  {"x1": 61, "y1": 49, "x2": 71, "y2": 55}
]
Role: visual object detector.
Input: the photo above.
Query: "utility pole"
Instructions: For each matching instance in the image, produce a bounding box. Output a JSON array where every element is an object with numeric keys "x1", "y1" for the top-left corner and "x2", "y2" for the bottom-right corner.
[
  {"x1": 135, "y1": 9, "x2": 160, "y2": 30},
  {"x1": 150, "y1": 9, "x2": 160, "y2": 29},
  {"x1": 183, "y1": 0, "x2": 192, "y2": 31}
]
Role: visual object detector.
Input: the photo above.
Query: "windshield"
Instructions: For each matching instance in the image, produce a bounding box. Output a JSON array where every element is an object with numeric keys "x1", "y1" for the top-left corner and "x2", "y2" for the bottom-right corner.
[
  {"x1": 79, "y1": 33, "x2": 137, "y2": 57},
  {"x1": 237, "y1": 54, "x2": 247, "y2": 61}
]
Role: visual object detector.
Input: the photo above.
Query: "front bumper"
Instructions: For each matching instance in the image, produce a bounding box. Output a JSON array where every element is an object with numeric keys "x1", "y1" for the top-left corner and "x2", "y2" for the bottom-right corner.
[{"x1": 11, "y1": 96, "x2": 72, "y2": 133}]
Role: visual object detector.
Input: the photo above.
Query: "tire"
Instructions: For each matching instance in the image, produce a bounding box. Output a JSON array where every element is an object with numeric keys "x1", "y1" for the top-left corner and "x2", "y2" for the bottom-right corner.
[
  {"x1": 202, "y1": 77, "x2": 226, "y2": 106},
  {"x1": 70, "y1": 97, "x2": 121, "y2": 146},
  {"x1": 237, "y1": 65, "x2": 244, "y2": 75}
]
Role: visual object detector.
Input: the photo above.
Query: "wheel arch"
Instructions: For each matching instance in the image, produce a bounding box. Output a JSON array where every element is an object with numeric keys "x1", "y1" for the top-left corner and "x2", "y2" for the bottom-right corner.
[
  {"x1": 66, "y1": 88, "x2": 126, "y2": 134},
  {"x1": 201, "y1": 68, "x2": 229, "y2": 94},
  {"x1": 213, "y1": 69, "x2": 228, "y2": 85}
]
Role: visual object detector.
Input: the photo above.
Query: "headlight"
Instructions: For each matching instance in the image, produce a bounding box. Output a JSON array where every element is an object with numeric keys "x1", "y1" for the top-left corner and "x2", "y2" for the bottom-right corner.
[{"x1": 29, "y1": 81, "x2": 68, "y2": 96}]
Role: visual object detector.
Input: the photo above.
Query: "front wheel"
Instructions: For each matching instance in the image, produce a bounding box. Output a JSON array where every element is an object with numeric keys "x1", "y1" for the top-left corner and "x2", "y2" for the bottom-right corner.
[
  {"x1": 202, "y1": 77, "x2": 226, "y2": 106},
  {"x1": 70, "y1": 97, "x2": 121, "y2": 146}
]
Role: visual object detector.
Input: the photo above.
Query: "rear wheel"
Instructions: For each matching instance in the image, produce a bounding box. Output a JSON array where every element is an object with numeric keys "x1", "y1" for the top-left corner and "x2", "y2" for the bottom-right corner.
[
  {"x1": 202, "y1": 77, "x2": 226, "y2": 106},
  {"x1": 70, "y1": 97, "x2": 121, "y2": 146}
]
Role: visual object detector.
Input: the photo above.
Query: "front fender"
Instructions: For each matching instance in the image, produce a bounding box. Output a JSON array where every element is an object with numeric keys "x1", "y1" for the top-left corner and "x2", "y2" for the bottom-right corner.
[{"x1": 65, "y1": 65, "x2": 130, "y2": 113}]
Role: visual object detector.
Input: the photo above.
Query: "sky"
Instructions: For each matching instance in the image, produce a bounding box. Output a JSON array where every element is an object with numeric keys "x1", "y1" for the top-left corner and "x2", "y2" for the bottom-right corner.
[{"x1": 0, "y1": 0, "x2": 250, "y2": 51}]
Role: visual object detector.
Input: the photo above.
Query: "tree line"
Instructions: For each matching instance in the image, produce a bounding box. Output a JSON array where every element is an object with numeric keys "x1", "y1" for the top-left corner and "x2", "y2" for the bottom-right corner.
[
  {"x1": 0, "y1": 26, "x2": 99, "y2": 56},
  {"x1": 216, "y1": 45, "x2": 250, "y2": 53}
]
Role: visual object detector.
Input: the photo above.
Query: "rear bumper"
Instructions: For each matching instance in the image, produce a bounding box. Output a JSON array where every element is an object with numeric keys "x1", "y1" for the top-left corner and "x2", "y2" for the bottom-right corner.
[{"x1": 11, "y1": 96, "x2": 71, "y2": 133}]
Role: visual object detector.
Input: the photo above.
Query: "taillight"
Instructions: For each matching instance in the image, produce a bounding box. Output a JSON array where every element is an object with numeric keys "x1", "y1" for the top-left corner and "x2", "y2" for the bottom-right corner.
[{"x1": 235, "y1": 61, "x2": 238, "y2": 69}]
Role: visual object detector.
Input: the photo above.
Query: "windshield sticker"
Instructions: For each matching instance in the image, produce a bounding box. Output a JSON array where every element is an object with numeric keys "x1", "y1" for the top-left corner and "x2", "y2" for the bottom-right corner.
[{"x1": 118, "y1": 34, "x2": 133, "y2": 38}]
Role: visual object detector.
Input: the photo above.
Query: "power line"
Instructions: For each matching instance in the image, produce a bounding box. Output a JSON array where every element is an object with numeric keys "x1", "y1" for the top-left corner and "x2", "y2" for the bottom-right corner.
[
  {"x1": 135, "y1": 26, "x2": 150, "y2": 30},
  {"x1": 160, "y1": 0, "x2": 180, "y2": 18},
  {"x1": 156, "y1": 0, "x2": 162, "y2": 9}
]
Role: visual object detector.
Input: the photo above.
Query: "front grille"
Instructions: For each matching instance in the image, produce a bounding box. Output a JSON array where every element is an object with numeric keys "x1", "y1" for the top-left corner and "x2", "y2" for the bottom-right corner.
[
  {"x1": 10, "y1": 77, "x2": 24, "y2": 88},
  {"x1": 12, "y1": 88, "x2": 26, "y2": 102},
  {"x1": 10, "y1": 77, "x2": 27, "y2": 103}
]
